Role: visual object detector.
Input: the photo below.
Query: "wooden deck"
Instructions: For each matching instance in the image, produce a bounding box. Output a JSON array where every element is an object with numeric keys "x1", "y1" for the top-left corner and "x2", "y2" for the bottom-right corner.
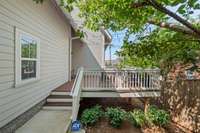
[
  {"x1": 70, "y1": 67, "x2": 161, "y2": 121},
  {"x1": 53, "y1": 80, "x2": 74, "y2": 92},
  {"x1": 80, "y1": 69, "x2": 161, "y2": 97}
]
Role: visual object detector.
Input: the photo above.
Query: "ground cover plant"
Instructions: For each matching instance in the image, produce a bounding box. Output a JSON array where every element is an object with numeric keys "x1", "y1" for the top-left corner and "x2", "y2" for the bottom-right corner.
[
  {"x1": 146, "y1": 106, "x2": 170, "y2": 126},
  {"x1": 129, "y1": 109, "x2": 146, "y2": 128},
  {"x1": 80, "y1": 105, "x2": 170, "y2": 132},
  {"x1": 105, "y1": 107, "x2": 127, "y2": 128},
  {"x1": 80, "y1": 105, "x2": 103, "y2": 126}
]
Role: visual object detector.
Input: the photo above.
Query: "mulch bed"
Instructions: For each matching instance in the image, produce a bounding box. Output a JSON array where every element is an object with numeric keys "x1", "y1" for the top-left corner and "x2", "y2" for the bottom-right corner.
[
  {"x1": 85, "y1": 118, "x2": 142, "y2": 133},
  {"x1": 84, "y1": 119, "x2": 188, "y2": 133}
]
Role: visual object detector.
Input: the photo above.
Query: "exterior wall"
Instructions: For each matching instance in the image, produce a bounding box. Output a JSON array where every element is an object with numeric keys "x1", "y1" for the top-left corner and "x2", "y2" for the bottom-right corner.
[
  {"x1": 0, "y1": 0, "x2": 70, "y2": 128},
  {"x1": 72, "y1": 37, "x2": 104, "y2": 73},
  {"x1": 70, "y1": 8, "x2": 105, "y2": 72},
  {"x1": 83, "y1": 30, "x2": 105, "y2": 68}
]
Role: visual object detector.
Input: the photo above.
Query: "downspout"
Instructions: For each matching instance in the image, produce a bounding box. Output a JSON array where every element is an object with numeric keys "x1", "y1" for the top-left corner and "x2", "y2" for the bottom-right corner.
[{"x1": 69, "y1": 36, "x2": 80, "y2": 80}]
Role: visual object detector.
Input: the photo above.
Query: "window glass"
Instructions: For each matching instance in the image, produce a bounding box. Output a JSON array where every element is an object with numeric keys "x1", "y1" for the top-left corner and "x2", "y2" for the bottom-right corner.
[
  {"x1": 21, "y1": 60, "x2": 36, "y2": 80},
  {"x1": 30, "y1": 41, "x2": 37, "y2": 58},
  {"x1": 21, "y1": 36, "x2": 37, "y2": 58},
  {"x1": 21, "y1": 39, "x2": 29, "y2": 58},
  {"x1": 20, "y1": 35, "x2": 38, "y2": 80}
]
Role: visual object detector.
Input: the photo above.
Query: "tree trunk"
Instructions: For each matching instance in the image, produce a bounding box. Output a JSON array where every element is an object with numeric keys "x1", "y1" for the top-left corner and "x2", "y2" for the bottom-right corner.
[{"x1": 144, "y1": 98, "x2": 150, "y2": 114}]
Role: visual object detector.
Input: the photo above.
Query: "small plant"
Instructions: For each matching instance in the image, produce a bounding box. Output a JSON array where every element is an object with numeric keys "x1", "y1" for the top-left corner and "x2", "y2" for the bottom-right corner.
[
  {"x1": 105, "y1": 107, "x2": 126, "y2": 128},
  {"x1": 129, "y1": 109, "x2": 145, "y2": 128},
  {"x1": 146, "y1": 106, "x2": 170, "y2": 126},
  {"x1": 80, "y1": 105, "x2": 104, "y2": 126}
]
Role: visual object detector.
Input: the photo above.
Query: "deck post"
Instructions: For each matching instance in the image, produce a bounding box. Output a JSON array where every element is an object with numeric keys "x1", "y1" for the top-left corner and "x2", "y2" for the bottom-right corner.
[{"x1": 144, "y1": 98, "x2": 150, "y2": 114}]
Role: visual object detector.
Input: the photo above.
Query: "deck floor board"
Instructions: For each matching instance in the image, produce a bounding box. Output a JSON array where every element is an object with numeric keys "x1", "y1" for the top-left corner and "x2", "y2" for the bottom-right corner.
[{"x1": 53, "y1": 80, "x2": 74, "y2": 92}]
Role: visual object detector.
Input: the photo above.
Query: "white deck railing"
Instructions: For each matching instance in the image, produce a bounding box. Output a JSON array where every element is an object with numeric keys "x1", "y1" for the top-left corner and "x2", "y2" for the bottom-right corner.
[
  {"x1": 70, "y1": 68, "x2": 160, "y2": 121},
  {"x1": 70, "y1": 67, "x2": 84, "y2": 121},
  {"x1": 82, "y1": 69, "x2": 161, "y2": 91}
]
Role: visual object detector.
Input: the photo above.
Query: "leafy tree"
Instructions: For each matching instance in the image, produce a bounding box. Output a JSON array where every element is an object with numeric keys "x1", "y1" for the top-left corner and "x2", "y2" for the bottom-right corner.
[
  {"x1": 34, "y1": 0, "x2": 200, "y2": 38},
  {"x1": 116, "y1": 28, "x2": 200, "y2": 75}
]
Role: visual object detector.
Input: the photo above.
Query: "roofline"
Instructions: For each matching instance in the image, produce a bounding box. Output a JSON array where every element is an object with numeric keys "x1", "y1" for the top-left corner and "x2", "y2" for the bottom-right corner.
[
  {"x1": 52, "y1": 0, "x2": 87, "y2": 44},
  {"x1": 51, "y1": 0, "x2": 77, "y2": 31},
  {"x1": 100, "y1": 29, "x2": 112, "y2": 44},
  {"x1": 52, "y1": 0, "x2": 112, "y2": 44}
]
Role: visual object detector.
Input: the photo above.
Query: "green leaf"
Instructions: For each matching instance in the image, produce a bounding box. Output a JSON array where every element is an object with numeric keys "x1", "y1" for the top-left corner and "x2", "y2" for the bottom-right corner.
[
  {"x1": 171, "y1": 0, "x2": 186, "y2": 6},
  {"x1": 177, "y1": 4, "x2": 186, "y2": 14},
  {"x1": 188, "y1": 0, "x2": 198, "y2": 7},
  {"x1": 194, "y1": 3, "x2": 200, "y2": 9}
]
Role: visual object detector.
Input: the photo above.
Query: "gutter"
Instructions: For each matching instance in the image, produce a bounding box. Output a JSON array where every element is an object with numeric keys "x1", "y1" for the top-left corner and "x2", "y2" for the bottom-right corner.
[
  {"x1": 100, "y1": 28, "x2": 112, "y2": 44},
  {"x1": 52, "y1": 0, "x2": 112, "y2": 45}
]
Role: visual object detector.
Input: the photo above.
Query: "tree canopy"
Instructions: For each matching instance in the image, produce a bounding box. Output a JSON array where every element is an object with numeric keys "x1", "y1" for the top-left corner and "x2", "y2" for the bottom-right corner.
[
  {"x1": 116, "y1": 28, "x2": 200, "y2": 74},
  {"x1": 34, "y1": 0, "x2": 200, "y2": 38}
]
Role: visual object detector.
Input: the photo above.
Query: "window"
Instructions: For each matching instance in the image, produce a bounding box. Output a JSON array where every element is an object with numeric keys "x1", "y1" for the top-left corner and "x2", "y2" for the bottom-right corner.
[{"x1": 15, "y1": 29, "x2": 40, "y2": 86}]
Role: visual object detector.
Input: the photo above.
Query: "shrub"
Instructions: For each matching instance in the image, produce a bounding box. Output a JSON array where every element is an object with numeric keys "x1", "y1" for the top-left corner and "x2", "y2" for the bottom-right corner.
[
  {"x1": 105, "y1": 107, "x2": 126, "y2": 128},
  {"x1": 146, "y1": 106, "x2": 170, "y2": 126},
  {"x1": 80, "y1": 105, "x2": 104, "y2": 126},
  {"x1": 129, "y1": 109, "x2": 145, "y2": 128}
]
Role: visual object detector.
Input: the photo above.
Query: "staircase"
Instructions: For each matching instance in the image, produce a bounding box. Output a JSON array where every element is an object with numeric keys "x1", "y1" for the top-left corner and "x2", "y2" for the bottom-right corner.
[{"x1": 43, "y1": 90, "x2": 73, "y2": 111}]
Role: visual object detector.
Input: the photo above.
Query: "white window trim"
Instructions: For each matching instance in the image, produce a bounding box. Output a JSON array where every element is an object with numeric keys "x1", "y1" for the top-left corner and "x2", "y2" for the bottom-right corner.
[{"x1": 15, "y1": 28, "x2": 40, "y2": 87}]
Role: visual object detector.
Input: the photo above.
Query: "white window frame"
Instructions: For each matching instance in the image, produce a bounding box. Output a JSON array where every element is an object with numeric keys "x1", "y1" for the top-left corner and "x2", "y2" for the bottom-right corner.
[{"x1": 15, "y1": 28, "x2": 40, "y2": 87}]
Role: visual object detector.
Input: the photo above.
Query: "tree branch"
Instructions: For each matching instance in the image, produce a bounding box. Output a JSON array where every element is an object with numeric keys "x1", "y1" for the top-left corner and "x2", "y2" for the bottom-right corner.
[
  {"x1": 148, "y1": 20, "x2": 199, "y2": 38},
  {"x1": 147, "y1": 0, "x2": 200, "y2": 38}
]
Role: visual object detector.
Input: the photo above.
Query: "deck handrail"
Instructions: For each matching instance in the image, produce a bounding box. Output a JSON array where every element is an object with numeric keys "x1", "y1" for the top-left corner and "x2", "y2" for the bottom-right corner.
[
  {"x1": 82, "y1": 68, "x2": 161, "y2": 91},
  {"x1": 71, "y1": 67, "x2": 84, "y2": 121},
  {"x1": 70, "y1": 67, "x2": 81, "y2": 96}
]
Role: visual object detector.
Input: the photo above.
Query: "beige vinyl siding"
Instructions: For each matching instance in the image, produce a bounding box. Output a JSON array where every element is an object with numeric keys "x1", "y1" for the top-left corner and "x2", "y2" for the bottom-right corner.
[
  {"x1": 0, "y1": 0, "x2": 70, "y2": 128},
  {"x1": 72, "y1": 39, "x2": 103, "y2": 71},
  {"x1": 71, "y1": 32, "x2": 105, "y2": 72},
  {"x1": 83, "y1": 30, "x2": 105, "y2": 68},
  {"x1": 69, "y1": 8, "x2": 105, "y2": 70}
]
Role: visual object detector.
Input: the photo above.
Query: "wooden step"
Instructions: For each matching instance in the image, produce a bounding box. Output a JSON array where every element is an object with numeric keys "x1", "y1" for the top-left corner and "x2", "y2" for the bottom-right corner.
[
  {"x1": 53, "y1": 89, "x2": 71, "y2": 92},
  {"x1": 43, "y1": 106, "x2": 72, "y2": 111},
  {"x1": 47, "y1": 98, "x2": 72, "y2": 103},
  {"x1": 47, "y1": 94, "x2": 72, "y2": 102},
  {"x1": 44, "y1": 102, "x2": 72, "y2": 106},
  {"x1": 51, "y1": 91, "x2": 71, "y2": 95},
  {"x1": 48, "y1": 95, "x2": 72, "y2": 99},
  {"x1": 43, "y1": 102, "x2": 72, "y2": 111}
]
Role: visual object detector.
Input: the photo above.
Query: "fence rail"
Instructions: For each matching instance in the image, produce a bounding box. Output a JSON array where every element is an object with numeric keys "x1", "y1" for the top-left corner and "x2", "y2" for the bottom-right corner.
[{"x1": 82, "y1": 69, "x2": 161, "y2": 91}]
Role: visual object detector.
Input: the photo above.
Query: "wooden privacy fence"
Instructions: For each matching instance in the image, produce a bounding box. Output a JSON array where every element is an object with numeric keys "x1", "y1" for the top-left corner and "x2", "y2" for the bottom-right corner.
[
  {"x1": 160, "y1": 80, "x2": 200, "y2": 133},
  {"x1": 82, "y1": 69, "x2": 161, "y2": 91}
]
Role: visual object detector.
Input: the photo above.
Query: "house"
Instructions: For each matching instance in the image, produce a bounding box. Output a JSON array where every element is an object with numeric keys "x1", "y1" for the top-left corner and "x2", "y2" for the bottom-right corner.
[
  {"x1": 0, "y1": 0, "x2": 111, "y2": 131},
  {"x1": 0, "y1": 0, "x2": 161, "y2": 132}
]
